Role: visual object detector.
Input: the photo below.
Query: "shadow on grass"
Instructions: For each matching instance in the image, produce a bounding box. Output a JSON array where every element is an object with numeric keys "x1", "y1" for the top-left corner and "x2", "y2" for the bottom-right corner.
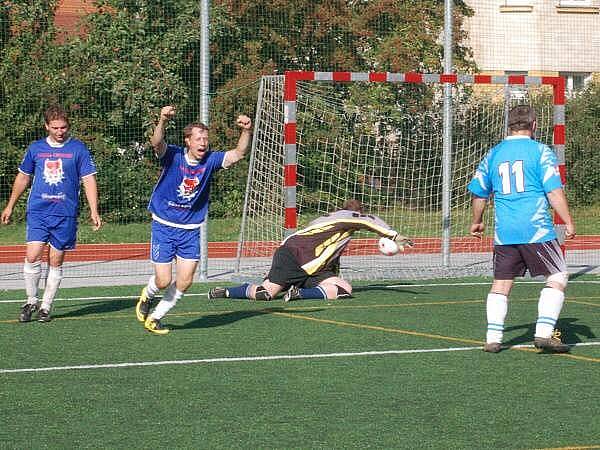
[
  {"x1": 52, "y1": 299, "x2": 134, "y2": 319},
  {"x1": 503, "y1": 317, "x2": 596, "y2": 346},
  {"x1": 172, "y1": 307, "x2": 325, "y2": 330}
]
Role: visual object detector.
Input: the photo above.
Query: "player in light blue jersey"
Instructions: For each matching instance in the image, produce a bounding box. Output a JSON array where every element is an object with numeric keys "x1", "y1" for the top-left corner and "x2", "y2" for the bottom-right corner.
[
  {"x1": 136, "y1": 105, "x2": 252, "y2": 334},
  {"x1": 467, "y1": 105, "x2": 575, "y2": 353},
  {"x1": 1, "y1": 105, "x2": 102, "y2": 323}
]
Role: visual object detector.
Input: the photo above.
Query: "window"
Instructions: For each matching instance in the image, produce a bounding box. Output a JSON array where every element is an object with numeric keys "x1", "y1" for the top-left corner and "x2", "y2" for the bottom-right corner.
[
  {"x1": 500, "y1": 1, "x2": 534, "y2": 12},
  {"x1": 559, "y1": 0, "x2": 591, "y2": 6},
  {"x1": 559, "y1": 72, "x2": 592, "y2": 95}
]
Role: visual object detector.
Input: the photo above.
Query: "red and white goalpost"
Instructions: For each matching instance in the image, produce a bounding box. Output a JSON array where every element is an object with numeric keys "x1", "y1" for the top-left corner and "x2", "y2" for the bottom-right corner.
[{"x1": 236, "y1": 71, "x2": 567, "y2": 281}]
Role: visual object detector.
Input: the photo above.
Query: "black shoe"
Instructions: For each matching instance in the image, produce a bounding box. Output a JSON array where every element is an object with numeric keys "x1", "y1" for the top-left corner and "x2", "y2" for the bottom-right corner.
[
  {"x1": 284, "y1": 286, "x2": 301, "y2": 302},
  {"x1": 483, "y1": 342, "x2": 502, "y2": 353},
  {"x1": 38, "y1": 308, "x2": 51, "y2": 323},
  {"x1": 534, "y1": 330, "x2": 569, "y2": 353},
  {"x1": 254, "y1": 286, "x2": 272, "y2": 301},
  {"x1": 19, "y1": 302, "x2": 39, "y2": 323},
  {"x1": 208, "y1": 287, "x2": 228, "y2": 299}
]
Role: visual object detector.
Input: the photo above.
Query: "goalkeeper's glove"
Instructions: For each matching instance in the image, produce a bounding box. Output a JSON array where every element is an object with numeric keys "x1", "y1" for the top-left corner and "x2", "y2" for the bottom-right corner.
[{"x1": 393, "y1": 233, "x2": 414, "y2": 251}]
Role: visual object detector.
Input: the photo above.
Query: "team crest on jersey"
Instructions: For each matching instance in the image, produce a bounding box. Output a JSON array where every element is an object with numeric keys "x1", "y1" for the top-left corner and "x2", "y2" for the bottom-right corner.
[
  {"x1": 43, "y1": 159, "x2": 64, "y2": 186},
  {"x1": 178, "y1": 176, "x2": 199, "y2": 200}
]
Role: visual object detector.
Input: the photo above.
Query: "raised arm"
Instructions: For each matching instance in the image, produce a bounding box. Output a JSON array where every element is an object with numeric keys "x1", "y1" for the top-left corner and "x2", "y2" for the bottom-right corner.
[
  {"x1": 151, "y1": 106, "x2": 176, "y2": 158},
  {"x1": 1, "y1": 172, "x2": 31, "y2": 224},
  {"x1": 547, "y1": 187, "x2": 576, "y2": 239},
  {"x1": 82, "y1": 174, "x2": 102, "y2": 231},
  {"x1": 223, "y1": 115, "x2": 252, "y2": 168}
]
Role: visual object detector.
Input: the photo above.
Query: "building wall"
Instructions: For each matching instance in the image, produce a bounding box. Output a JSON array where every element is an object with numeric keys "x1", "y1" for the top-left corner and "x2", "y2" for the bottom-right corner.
[
  {"x1": 463, "y1": 0, "x2": 600, "y2": 73},
  {"x1": 54, "y1": 0, "x2": 96, "y2": 33}
]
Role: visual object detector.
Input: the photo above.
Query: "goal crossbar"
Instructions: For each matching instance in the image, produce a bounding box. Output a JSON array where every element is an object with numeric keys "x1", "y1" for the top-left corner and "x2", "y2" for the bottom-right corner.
[{"x1": 282, "y1": 71, "x2": 567, "y2": 242}]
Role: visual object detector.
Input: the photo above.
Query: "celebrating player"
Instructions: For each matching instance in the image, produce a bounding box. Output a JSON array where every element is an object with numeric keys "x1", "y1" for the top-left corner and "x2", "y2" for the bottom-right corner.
[
  {"x1": 468, "y1": 105, "x2": 576, "y2": 353},
  {"x1": 135, "y1": 105, "x2": 252, "y2": 334},
  {"x1": 208, "y1": 199, "x2": 413, "y2": 302},
  {"x1": 1, "y1": 105, "x2": 102, "y2": 323}
]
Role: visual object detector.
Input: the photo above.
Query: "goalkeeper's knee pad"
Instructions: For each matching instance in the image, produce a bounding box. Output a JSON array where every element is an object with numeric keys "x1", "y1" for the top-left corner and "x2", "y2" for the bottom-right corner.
[{"x1": 255, "y1": 286, "x2": 273, "y2": 301}]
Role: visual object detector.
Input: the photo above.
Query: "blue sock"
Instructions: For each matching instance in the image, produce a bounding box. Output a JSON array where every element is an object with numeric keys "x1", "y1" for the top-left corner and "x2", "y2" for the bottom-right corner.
[
  {"x1": 298, "y1": 287, "x2": 327, "y2": 299},
  {"x1": 226, "y1": 283, "x2": 250, "y2": 299}
]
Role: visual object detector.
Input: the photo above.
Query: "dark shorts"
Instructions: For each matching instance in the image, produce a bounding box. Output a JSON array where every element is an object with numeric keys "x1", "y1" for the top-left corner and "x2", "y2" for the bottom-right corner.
[
  {"x1": 493, "y1": 239, "x2": 567, "y2": 279},
  {"x1": 266, "y1": 246, "x2": 338, "y2": 289}
]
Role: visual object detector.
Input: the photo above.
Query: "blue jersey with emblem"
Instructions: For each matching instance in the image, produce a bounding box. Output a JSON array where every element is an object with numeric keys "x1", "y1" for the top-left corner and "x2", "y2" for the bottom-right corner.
[
  {"x1": 19, "y1": 137, "x2": 97, "y2": 218},
  {"x1": 148, "y1": 145, "x2": 225, "y2": 228},
  {"x1": 467, "y1": 135, "x2": 563, "y2": 245}
]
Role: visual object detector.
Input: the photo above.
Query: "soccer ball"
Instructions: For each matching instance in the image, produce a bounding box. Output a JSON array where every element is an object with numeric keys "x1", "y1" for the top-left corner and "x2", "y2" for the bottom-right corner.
[{"x1": 378, "y1": 237, "x2": 399, "y2": 256}]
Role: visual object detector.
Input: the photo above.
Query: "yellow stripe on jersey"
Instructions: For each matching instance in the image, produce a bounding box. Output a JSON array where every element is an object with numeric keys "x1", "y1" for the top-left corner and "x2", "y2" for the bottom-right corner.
[
  {"x1": 296, "y1": 218, "x2": 396, "y2": 239},
  {"x1": 302, "y1": 231, "x2": 351, "y2": 275}
]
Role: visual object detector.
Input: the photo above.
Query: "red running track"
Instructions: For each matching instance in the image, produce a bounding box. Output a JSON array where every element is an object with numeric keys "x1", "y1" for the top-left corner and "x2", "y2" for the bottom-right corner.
[{"x1": 1, "y1": 236, "x2": 599, "y2": 263}]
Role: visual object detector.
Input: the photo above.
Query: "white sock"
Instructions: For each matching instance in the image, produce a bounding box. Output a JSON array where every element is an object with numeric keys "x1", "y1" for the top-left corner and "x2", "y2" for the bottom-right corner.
[
  {"x1": 41, "y1": 266, "x2": 63, "y2": 311},
  {"x1": 23, "y1": 260, "x2": 42, "y2": 304},
  {"x1": 150, "y1": 284, "x2": 184, "y2": 320},
  {"x1": 486, "y1": 292, "x2": 508, "y2": 344},
  {"x1": 146, "y1": 275, "x2": 160, "y2": 299},
  {"x1": 535, "y1": 288, "x2": 565, "y2": 339}
]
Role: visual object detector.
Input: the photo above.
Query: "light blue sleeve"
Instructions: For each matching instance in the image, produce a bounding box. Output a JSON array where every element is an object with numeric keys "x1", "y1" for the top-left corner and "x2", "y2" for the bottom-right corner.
[
  {"x1": 539, "y1": 145, "x2": 563, "y2": 193},
  {"x1": 467, "y1": 153, "x2": 492, "y2": 198}
]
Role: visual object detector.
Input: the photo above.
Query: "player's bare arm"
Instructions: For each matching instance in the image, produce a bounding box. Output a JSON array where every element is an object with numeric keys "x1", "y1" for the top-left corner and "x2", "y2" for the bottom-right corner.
[
  {"x1": 1, "y1": 172, "x2": 31, "y2": 224},
  {"x1": 546, "y1": 188, "x2": 576, "y2": 239},
  {"x1": 470, "y1": 195, "x2": 487, "y2": 238},
  {"x1": 82, "y1": 174, "x2": 102, "y2": 231},
  {"x1": 151, "y1": 105, "x2": 176, "y2": 158},
  {"x1": 223, "y1": 114, "x2": 252, "y2": 168}
]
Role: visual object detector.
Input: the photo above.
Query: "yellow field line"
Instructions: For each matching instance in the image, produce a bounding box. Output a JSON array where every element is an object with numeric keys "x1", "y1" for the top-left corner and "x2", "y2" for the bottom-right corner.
[
  {"x1": 271, "y1": 311, "x2": 600, "y2": 363},
  {"x1": 533, "y1": 445, "x2": 600, "y2": 450},
  {"x1": 568, "y1": 300, "x2": 600, "y2": 308},
  {"x1": 1, "y1": 299, "x2": 599, "y2": 363}
]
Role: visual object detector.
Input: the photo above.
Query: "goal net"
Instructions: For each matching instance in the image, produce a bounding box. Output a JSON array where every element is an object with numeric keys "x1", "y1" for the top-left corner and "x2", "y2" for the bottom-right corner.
[{"x1": 236, "y1": 72, "x2": 564, "y2": 281}]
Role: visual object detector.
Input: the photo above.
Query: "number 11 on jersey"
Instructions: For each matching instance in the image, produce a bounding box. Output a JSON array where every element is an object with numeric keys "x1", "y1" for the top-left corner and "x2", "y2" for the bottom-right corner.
[{"x1": 498, "y1": 160, "x2": 524, "y2": 194}]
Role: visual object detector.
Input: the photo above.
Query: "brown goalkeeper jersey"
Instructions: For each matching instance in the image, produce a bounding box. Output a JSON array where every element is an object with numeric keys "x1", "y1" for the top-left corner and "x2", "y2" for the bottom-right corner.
[{"x1": 281, "y1": 209, "x2": 398, "y2": 275}]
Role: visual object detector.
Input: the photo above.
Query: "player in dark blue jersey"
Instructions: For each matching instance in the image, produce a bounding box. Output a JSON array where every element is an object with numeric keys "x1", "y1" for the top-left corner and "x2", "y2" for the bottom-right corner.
[
  {"x1": 468, "y1": 105, "x2": 575, "y2": 353},
  {"x1": 1, "y1": 105, "x2": 102, "y2": 323},
  {"x1": 136, "y1": 105, "x2": 252, "y2": 334}
]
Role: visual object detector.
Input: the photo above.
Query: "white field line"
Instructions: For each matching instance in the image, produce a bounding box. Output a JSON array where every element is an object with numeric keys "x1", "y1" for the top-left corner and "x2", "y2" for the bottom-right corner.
[
  {"x1": 2, "y1": 342, "x2": 600, "y2": 374},
  {"x1": 0, "y1": 279, "x2": 598, "y2": 304}
]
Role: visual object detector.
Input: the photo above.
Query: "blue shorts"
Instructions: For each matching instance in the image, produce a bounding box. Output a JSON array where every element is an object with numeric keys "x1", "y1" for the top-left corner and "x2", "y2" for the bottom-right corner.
[
  {"x1": 151, "y1": 220, "x2": 201, "y2": 263},
  {"x1": 26, "y1": 213, "x2": 77, "y2": 251}
]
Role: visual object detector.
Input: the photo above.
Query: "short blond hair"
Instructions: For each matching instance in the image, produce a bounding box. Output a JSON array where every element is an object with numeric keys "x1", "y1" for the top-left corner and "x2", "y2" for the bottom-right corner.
[
  {"x1": 183, "y1": 122, "x2": 209, "y2": 139},
  {"x1": 44, "y1": 105, "x2": 69, "y2": 125}
]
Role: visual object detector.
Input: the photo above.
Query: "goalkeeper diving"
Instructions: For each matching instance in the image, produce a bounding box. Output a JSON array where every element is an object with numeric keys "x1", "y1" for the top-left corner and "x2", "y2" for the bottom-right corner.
[{"x1": 209, "y1": 199, "x2": 413, "y2": 302}]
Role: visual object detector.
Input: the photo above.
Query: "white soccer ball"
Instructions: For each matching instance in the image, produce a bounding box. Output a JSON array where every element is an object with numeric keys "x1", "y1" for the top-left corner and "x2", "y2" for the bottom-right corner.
[{"x1": 378, "y1": 237, "x2": 399, "y2": 256}]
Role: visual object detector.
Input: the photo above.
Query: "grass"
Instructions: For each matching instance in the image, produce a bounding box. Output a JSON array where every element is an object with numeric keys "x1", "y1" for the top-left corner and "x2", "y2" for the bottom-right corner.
[
  {"x1": 1, "y1": 205, "x2": 598, "y2": 245},
  {"x1": 1, "y1": 277, "x2": 599, "y2": 448}
]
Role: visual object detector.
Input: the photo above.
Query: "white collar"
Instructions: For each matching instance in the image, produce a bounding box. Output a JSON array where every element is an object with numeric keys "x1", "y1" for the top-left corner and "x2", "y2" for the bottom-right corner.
[{"x1": 46, "y1": 136, "x2": 71, "y2": 148}]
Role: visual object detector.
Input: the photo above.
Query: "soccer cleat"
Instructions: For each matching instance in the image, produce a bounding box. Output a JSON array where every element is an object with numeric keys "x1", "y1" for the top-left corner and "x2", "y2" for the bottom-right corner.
[
  {"x1": 208, "y1": 287, "x2": 228, "y2": 300},
  {"x1": 19, "y1": 302, "x2": 39, "y2": 323},
  {"x1": 534, "y1": 329, "x2": 570, "y2": 353},
  {"x1": 483, "y1": 342, "x2": 502, "y2": 353},
  {"x1": 254, "y1": 286, "x2": 272, "y2": 301},
  {"x1": 37, "y1": 309, "x2": 51, "y2": 323},
  {"x1": 136, "y1": 287, "x2": 152, "y2": 322},
  {"x1": 144, "y1": 317, "x2": 170, "y2": 335},
  {"x1": 283, "y1": 286, "x2": 301, "y2": 302}
]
